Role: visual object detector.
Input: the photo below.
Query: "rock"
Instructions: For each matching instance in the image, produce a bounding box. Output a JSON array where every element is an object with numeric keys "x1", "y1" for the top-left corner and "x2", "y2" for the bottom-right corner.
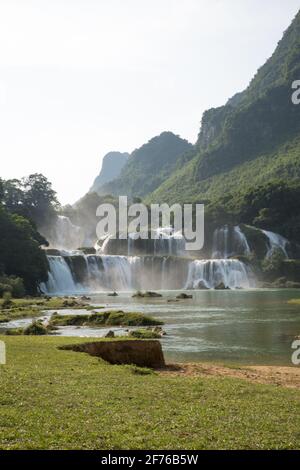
[
  {"x1": 80, "y1": 295, "x2": 91, "y2": 301},
  {"x1": 60, "y1": 340, "x2": 165, "y2": 368},
  {"x1": 107, "y1": 291, "x2": 118, "y2": 297},
  {"x1": 132, "y1": 291, "x2": 162, "y2": 298},
  {"x1": 195, "y1": 281, "x2": 209, "y2": 290},
  {"x1": 129, "y1": 329, "x2": 161, "y2": 339},
  {"x1": 259, "y1": 282, "x2": 273, "y2": 288},
  {"x1": 286, "y1": 281, "x2": 300, "y2": 288},
  {"x1": 176, "y1": 293, "x2": 193, "y2": 299},
  {"x1": 214, "y1": 282, "x2": 229, "y2": 290},
  {"x1": 62, "y1": 300, "x2": 78, "y2": 307},
  {"x1": 105, "y1": 330, "x2": 115, "y2": 338},
  {"x1": 273, "y1": 277, "x2": 287, "y2": 287},
  {"x1": 77, "y1": 247, "x2": 96, "y2": 255},
  {"x1": 44, "y1": 248, "x2": 62, "y2": 256},
  {"x1": 153, "y1": 326, "x2": 163, "y2": 333}
]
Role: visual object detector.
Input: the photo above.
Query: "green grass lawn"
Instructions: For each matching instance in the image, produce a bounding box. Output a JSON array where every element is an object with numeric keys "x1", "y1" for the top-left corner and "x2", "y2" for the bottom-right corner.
[{"x1": 1, "y1": 335, "x2": 300, "y2": 450}]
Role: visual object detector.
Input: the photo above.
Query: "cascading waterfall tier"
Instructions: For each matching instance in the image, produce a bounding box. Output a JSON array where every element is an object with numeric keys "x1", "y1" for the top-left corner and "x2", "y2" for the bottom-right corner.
[
  {"x1": 40, "y1": 251, "x2": 255, "y2": 294},
  {"x1": 262, "y1": 230, "x2": 289, "y2": 258},
  {"x1": 212, "y1": 224, "x2": 291, "y2": 260},
  {"x1": 98, "y1": 227, "x2": 186, "y2": 257},
  {"x1": 212, "y1": 225, "x2": 250, "y2": 258},
  {"x1": 185, "y1": 259, "x2": 255, "y2": 290}
]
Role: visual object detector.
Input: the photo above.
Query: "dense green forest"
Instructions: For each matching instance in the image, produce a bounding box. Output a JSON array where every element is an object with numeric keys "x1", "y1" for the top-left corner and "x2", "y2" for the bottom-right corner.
[{"x1": 0, "y1": 174, "x2": 58, "y2": 294}]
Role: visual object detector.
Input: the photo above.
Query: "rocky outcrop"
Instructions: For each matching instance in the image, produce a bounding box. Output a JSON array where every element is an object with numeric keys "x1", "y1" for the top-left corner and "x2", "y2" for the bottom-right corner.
[
  {"x1": 60, "y1": 340, "x2": 165, "y2": 368},
  {"x1": 90, "y1": 151, "x2": 129, "y2": 194}
]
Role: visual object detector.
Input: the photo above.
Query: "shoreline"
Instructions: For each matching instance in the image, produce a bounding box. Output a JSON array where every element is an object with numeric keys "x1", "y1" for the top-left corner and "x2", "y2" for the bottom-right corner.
[{"x1": 160, "y1": 362, "x2": 300, "y2": 389}]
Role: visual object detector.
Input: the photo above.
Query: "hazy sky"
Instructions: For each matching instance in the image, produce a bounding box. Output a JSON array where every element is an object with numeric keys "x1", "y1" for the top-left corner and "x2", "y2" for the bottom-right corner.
[{"x1": 0, "y1": 0, "x2": 299, "y2": 205}]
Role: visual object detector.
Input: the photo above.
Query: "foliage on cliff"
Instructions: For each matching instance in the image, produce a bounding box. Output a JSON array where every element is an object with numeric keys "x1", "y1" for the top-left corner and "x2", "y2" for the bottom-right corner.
[
  {"x1": 146, "y1": 11, "x2": 300, "y2": 243},
  {"x1": 99, "y1": 132, "x2": 193, "y2": 198}
]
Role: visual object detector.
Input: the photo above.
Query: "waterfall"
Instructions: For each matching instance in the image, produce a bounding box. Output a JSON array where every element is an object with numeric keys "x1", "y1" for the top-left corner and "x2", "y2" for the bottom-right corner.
[
  {"x1": 262, "y1": 230, "x2": 289, "y2": 259},
  {"x1": 99, "y1": 227, "x2": 186, "y2": 256},
  {"x1": 40, "y1": 250, "x2": 254, "y2": 294},
  {"x1": 40, "y1": 256, "x2": 81, "y2": 294},
  {"x1": 234, "y1": 226, "x2": 251, "y2": 255},
  {"x1": 100, "y1": 255, "x2": 139, "y2": 290},
  {"x1": 185, "y1": 259, "x2": 254, "y2": 290},
  {"x1": 153, "y1": 227, "x2": 186, "y2": 256},
  {"x1": 212, "y1": 225, "x2": 250, "y2": 258}
]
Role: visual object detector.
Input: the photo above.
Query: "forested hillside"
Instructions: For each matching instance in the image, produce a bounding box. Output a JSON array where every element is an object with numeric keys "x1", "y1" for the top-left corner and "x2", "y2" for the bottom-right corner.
[
  {"x1": 97, "y1": 132, "x2": 193, "y2": 199},
  {"x1": 147, "y1": 10, "x2": 300, "y2": 242}
]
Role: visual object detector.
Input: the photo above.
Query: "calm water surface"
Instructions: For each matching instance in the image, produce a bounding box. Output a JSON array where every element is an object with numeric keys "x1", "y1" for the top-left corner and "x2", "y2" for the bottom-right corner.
[{"x1": 1, "y1": 289, "x2": 300, "y2": 365}]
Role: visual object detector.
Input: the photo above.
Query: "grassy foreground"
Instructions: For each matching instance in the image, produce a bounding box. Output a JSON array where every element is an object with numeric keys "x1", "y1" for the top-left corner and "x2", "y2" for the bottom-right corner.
[{"x1": 1, "y1": 335, "x2": 300, "y2": 450}]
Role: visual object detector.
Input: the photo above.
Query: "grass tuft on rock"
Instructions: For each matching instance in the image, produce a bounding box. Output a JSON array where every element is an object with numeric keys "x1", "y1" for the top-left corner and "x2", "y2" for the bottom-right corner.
[
  {"x1": 0, "y1": 296, "x2": 104, "y2": 323},
  {"x1": 129, "y1": 328, "x2": 162, "y2": 339},
  {"x1": 49, "y1": 310, "x2": 163, "y2": 327},
  {"x1": 23, "y1": 321, "x2": 48, "y2": 335},
  {"x1": 132, "y1": 291, "x2": 163, "y2": 298}
]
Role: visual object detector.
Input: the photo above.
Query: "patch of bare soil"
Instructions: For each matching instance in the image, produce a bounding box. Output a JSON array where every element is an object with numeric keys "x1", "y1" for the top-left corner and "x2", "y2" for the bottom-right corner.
[{"x1": 159, "y1": 363, "x2": 300, "y2": 390}]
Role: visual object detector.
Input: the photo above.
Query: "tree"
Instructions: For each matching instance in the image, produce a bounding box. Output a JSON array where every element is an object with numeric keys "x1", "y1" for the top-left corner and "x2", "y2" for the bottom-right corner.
[
  {"x1": 21, "y1": 173, "x2": 59, "y2": 226},
  {"x1": 2, "y1": 179, "x2": 24, "y2": 214},
  {"x1": 2, "y1": 174, "x2": 59, "y2": 228},
  {"x1": 0, "y1": 206, "x2": 49, "y2": 294}
]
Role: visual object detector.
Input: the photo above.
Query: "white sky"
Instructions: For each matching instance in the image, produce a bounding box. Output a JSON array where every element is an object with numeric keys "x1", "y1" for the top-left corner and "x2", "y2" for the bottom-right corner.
[{"x1": 0, "y1": 0, "x2": 299, "y2": 205}]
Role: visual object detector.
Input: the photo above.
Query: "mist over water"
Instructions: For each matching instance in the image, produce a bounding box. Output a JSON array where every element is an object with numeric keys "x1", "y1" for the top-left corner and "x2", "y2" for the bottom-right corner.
[{"x1": 39, "y1": 224, "x2": 295, "y2": 294}]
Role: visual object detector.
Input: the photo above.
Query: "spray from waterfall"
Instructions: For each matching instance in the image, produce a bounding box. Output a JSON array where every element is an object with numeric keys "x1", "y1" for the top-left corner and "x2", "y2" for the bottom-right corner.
[{"x1": 40, "y1": 251, "x2": 255, "y2": 294}]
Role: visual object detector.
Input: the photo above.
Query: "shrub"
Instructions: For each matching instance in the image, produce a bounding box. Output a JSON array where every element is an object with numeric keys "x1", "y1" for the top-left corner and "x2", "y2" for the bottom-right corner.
[
  {"x1": 129, "y1": 329, "x2": 161, "y2": 339},
  {"x1": 23, "y1": 321, "x2": 48, "y2": 335},
  {"x1": 261, "y1": 249, "x2": 285, "y2": 280},
  {"x1": 0, "y1": 275, "x2": 25, "y2": 298},
  {"x1": 2, "y1": 291, "x2": 13, "y2": 309}
]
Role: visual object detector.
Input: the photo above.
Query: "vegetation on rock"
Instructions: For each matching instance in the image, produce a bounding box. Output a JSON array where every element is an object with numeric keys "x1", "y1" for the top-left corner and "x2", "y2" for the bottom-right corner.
[{"x1": 49, "y1": 310, "x2": 163, "y2": 327}]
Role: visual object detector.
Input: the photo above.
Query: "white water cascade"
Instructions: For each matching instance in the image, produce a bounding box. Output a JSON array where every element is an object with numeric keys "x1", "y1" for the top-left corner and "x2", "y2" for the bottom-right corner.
[
  {"x1": 99, "y1": 227, "x2": 186, "y2": 257},
  {"x1": 212, "y1": 225, "x2": 250, "y2": 258},
  {"x1": 185, "y1": 259, "x2": 254, "y2": 290},
  {"x1": 40, "y1": 256, "x2": 81, "y2": 294},
  {"x1": 40, "y1": 252, "x2": 255, "y2": 294},
  {"x1": 262, "y1": 230, "x2": 289, "y2": 259}
]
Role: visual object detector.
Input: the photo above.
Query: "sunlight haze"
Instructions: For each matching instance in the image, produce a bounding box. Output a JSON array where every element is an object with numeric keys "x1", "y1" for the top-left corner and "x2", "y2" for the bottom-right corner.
[{"x1": 0, "y1": 0, "x2": 299, "y2": 204}]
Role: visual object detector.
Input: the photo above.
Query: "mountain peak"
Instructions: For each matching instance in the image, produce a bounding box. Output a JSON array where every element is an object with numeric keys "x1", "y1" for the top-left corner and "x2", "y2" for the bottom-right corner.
[{"x1": 90, "y1": 151, "x2": 129, "y2": 194}]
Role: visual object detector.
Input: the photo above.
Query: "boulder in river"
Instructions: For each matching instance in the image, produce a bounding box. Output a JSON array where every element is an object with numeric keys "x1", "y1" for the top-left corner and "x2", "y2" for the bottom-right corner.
[
  {"x1": 132, "y1": 291, "x2": 162, "y2": 298},
  {"x1": 105, "y1": 330, "x2": 115, "y2": 338},
  {"x1": 214, "y1": 282, "x2": 230, "y2": 290},
  {"x1": 176, "y1": 293, "x2": 193, "y2": 299}
]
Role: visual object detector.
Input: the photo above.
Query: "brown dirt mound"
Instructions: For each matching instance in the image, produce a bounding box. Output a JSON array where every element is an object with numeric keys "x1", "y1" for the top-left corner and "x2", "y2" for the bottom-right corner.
[{"x1": 60, "y1": 339, "x2": 165, "y2": 368}]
